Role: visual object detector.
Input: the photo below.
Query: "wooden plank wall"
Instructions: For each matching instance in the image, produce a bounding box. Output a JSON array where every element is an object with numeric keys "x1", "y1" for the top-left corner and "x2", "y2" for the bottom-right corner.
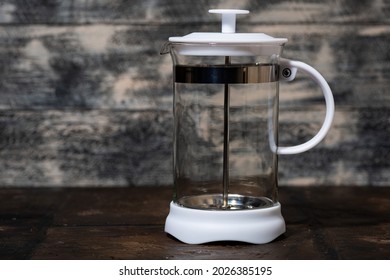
[{"x1": 0, "y1": 0, "x2": 388, "y2": 187}]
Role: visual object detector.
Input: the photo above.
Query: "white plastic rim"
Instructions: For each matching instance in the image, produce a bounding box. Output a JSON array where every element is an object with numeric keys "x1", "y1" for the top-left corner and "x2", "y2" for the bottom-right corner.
[
  {"x1": 165, "y1": 202, "x2": 286, "y2": 244},
  {"x1": 277, "y1": 58, "x2": 335, "y2": 155},
  {"x1": 168, "y1": 9, "x2": 287, "y2": 45}
]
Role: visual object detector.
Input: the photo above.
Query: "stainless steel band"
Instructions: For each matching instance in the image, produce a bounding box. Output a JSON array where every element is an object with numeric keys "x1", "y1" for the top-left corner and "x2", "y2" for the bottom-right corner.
[{"x1": 175, "y1": 64, "x2": 278, "y2": 84}]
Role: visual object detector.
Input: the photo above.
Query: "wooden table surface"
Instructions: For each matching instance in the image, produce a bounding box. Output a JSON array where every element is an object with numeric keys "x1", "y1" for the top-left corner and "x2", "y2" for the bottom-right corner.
[{"x1": 0, "y1": 186, "x2": 389, "y2": 260}]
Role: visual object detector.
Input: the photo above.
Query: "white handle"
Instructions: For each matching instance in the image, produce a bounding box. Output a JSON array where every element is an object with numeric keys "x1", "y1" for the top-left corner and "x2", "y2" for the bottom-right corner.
[{"x1": 277, "y1": 58, "x2": 335, "y2": 155}]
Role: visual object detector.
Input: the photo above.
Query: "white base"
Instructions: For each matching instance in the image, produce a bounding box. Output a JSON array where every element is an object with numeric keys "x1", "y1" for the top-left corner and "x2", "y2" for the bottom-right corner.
[{"x1": 165, "y1": 201, "x2": 285, "y2": 244}]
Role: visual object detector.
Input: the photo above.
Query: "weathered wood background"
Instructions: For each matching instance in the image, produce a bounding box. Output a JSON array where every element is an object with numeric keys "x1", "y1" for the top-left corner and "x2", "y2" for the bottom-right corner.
[{"x1": 0, "y1": 0, "x2": 388, "y2": 187}]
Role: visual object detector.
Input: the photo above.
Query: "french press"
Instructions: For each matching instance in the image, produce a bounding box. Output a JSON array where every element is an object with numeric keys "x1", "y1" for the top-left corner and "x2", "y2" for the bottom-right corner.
[{"x1": 161, "y1": 9, "x2": 334, "y2": 244}]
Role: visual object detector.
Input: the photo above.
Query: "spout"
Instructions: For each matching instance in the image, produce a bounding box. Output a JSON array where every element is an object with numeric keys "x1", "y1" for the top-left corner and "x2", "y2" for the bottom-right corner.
[{"x1": 160, "y1": 41, "x2": 171, "y2": 55}]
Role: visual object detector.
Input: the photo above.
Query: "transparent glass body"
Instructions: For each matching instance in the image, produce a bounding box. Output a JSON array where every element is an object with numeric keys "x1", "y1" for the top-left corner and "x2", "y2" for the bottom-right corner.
[{"x1": 167, "y1": 43, "x2": 284, "y2": 210}]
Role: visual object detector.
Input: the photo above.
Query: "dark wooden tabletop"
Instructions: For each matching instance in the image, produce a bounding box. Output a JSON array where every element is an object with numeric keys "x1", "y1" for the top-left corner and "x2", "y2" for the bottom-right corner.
[{"x1": 0, "y1": 186, "x2": 389, "y2": 260}]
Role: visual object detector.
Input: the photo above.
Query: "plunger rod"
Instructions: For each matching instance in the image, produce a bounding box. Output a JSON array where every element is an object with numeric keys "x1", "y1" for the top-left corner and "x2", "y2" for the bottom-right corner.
[{"x1": 222, "y1": 56, "x2": 230, "y2": 208}]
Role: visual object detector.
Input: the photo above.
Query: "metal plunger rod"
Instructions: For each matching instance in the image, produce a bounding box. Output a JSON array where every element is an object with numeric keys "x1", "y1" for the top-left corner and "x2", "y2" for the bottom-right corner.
[{"x1": 222, "y1": 56, "x2": 230, "y2": 208}]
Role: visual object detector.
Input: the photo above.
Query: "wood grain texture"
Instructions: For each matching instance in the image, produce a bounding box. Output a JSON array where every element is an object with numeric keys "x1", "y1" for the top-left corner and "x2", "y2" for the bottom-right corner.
[
  {"x1": 0, "y1": 110, "x2": 173, "y2": 186},
  {"x1": 1, "y1": 0, "x2": 389, "y2": 24},
  {"x1": 0, "y1": 1, "x2": 388, "y2": 187},
  {"x1": 0, "y1": 186, "x2": 388, "y2": 259}
]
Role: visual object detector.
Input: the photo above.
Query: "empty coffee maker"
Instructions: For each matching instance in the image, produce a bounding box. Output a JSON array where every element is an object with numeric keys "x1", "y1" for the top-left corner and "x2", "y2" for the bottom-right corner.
[{"x1": 160, "y1": 9, "x2": 334, "y2": 244}]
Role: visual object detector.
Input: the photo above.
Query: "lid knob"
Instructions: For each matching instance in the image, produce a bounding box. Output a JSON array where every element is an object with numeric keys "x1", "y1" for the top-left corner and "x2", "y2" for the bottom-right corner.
[{"x1": 209, "y1": 9, "x2": 249, "y2": 33}]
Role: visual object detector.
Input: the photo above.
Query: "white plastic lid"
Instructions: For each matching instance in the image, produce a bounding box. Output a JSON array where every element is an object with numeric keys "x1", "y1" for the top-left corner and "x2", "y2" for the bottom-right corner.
[{"x1": 169, "y1": 9, "x2": 288, "y2": 45}]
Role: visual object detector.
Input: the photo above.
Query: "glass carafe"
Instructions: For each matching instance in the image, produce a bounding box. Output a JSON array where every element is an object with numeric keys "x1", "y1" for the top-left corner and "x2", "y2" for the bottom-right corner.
[{"x1": 161, "y1": 9, "x2": 334, "y2": 244}]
